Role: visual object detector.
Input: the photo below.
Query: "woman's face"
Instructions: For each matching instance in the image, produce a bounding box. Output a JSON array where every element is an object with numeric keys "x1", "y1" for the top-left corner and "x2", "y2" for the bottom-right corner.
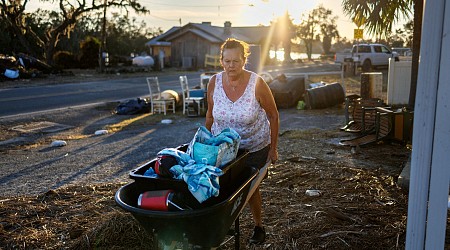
[{"x1": 222, "y1": 48, "x2": 245, "y2": 77}]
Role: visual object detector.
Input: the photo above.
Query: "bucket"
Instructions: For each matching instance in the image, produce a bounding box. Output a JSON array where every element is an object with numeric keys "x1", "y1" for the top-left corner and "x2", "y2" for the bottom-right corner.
[
  {"x1": 138, "y1": 190, "x2": 185, "y2": 211},
  {"x1": 305, "y1": 82, "x2": 345, "y2": 109}
]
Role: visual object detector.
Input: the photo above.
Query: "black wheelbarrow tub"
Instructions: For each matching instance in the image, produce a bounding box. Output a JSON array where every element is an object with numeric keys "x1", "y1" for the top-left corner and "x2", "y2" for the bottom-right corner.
[
  {"x1": 129, "y1": 145, "x2": 249, "y2": 191},
  {"x1": 115, "y1": 166, "x2": 257, "y2": 247}
]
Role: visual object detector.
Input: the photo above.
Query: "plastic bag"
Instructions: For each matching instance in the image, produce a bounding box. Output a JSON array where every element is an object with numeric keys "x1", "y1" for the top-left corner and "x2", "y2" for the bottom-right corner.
[
  {"x1": 187, "y1": 126, "x2": 240, "y2": 168},
  {"x1": 115, "y1": 98, "x2": 150, "y2": 115}
]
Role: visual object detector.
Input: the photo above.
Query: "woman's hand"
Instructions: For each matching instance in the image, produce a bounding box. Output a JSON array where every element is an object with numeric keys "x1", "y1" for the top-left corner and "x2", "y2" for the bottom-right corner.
[{"x1": 268, "y1": 147, "x2": 278, "y2": 164}]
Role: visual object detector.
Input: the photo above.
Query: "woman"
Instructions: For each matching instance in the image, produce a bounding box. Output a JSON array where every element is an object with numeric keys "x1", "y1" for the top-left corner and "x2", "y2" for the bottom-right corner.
[{"x1": 205, "y1": 38, "x2": 279, "y2": 244}]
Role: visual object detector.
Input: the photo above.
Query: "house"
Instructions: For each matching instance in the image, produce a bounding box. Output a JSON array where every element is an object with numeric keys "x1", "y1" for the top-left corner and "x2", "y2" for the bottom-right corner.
[{"x1": 146, "y1": 21, "x2": 271, "y2": 71}]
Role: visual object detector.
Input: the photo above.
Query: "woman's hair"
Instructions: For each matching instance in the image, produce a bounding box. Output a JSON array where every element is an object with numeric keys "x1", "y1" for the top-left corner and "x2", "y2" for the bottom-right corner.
[{"x1": 220, "y1": 38, "x2": 251, "y2": 62}]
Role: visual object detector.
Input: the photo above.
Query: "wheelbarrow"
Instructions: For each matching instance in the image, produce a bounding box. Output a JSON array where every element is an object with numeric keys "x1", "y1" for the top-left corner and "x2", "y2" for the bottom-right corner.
[
  {"x1": 115, "y1": 145, "x2": 267, "y2": 249},
  {"x1": 115, "y1": 165, "x2": 257, "y2": 249}
]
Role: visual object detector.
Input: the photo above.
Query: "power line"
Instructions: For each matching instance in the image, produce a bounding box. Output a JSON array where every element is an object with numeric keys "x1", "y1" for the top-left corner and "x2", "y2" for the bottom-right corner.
[
  {"x1": 140, "y1": 0, "x2": 250, "y2": 8},
  {"x1": 149, "y1": 11, "x2": 180, "y2": 22}
]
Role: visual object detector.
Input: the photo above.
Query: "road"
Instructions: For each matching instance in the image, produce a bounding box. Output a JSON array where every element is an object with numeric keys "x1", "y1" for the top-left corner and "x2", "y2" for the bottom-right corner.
[{"x1": 0, "y1": 62, "x2": 341, "y2": 118}]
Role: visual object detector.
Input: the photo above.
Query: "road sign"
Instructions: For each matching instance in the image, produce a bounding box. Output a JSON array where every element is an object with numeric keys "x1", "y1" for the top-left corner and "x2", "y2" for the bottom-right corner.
[
  {"x1": 354, "y1": 29, "x2": 363, "y2": 39},
  {"x1": 353, "y1": 15, "x2": 366, "y2": 27}
]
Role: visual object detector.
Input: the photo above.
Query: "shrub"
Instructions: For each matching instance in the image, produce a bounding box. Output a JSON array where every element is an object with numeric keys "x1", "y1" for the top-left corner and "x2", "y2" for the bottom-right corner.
[
  {"x1": 53, "y1": 51, "x2": 78, "y2": 69},
  {"x1": 79, "y1": 37, "x2": 100, "y2": 69}
]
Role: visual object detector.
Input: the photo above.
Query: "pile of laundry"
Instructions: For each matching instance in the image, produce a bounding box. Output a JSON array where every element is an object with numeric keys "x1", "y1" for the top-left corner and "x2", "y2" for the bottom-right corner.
[{"x1": 144, "y1": 126, "x2": 241, "y2": 204}]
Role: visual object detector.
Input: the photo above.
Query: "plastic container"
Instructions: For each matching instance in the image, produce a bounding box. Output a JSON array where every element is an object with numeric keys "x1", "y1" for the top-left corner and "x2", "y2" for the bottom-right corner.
[{"x1": 138, "y1": 190, "x2": 188, "y2": 211}]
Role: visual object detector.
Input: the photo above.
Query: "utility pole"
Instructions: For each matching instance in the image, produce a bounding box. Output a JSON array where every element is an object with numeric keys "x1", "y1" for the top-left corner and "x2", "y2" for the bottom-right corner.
[{"x1": 99, "y1": 0, "x2": 107, "y2": 73}]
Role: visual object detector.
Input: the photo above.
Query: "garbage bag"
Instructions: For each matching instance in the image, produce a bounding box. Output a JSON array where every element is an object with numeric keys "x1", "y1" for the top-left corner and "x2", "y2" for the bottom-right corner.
[{"x1": 115, "y1": 98, "x2": 150, "y2": 115}]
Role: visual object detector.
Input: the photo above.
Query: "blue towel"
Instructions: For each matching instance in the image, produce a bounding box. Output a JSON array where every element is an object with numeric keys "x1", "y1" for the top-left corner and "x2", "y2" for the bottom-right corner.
[
  {"x1": 171, "y1": 162, "x2": 223, "y2": 203},
  {"x1": 144, "y1": 147, "x2": 223, "y2": 203}
]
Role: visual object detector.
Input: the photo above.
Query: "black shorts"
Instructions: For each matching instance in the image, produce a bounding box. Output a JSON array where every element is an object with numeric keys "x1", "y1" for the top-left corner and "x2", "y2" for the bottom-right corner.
[{"x1": 245, "y1": 145, "x2": 270, "y2": 170}]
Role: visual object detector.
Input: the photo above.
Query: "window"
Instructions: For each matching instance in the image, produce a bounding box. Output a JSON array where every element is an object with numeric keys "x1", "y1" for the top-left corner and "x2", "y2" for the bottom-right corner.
[
  {"x1": 354, "y1": 45, "x2": 371, "y2": 53},
  {"x1": 381, "y1": 46, "x2": 391, "y2": 53}
]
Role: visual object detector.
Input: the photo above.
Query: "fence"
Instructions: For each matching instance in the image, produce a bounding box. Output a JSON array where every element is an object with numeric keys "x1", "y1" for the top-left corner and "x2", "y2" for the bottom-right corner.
[
  {"x1": 204, "y1": 54, "x2": 220, "y2": 68},
  {"x1": 387, "y1": 59, "x2": 412, "y2": 105}
]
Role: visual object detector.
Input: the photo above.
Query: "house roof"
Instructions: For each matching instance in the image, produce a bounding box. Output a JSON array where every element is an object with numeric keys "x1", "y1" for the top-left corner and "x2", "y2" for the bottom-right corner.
[
  {"x1": 145, "y1": 26, "x2": 180, "y2": 47},
  {"x1": 147, "y1": 22, "x2": 270, "y2": 46}
]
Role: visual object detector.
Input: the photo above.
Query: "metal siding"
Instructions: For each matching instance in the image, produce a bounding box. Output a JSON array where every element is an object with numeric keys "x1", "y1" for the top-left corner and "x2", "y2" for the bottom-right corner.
[
  {"x1": 405, "y1": 0, "x2": 447, "y2": 249},
  {"x1": 425, "y1": 1, "x2": 450, "y2": 249}
]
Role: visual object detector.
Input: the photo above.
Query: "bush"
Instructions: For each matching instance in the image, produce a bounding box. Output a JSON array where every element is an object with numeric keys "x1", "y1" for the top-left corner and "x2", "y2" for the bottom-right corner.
[
  {"x1": 53, "y1": 51, "x2": 78, "y2": 69},
  {"x1": 78, "y1": 37, "x2": 100, "y2": 69}
]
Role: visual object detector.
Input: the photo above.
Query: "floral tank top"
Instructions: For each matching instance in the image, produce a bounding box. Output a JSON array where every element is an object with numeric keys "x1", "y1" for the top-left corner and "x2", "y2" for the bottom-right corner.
[{"x1": 211, "y1": 72, "x2": 270, "y2": 152}]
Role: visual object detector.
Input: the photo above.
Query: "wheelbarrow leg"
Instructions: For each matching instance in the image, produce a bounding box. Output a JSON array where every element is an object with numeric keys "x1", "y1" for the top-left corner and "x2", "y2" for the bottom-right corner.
[
  {"x1": 183, "y1": 233, "x2": 189, "y2": 250},
  {"x1": 234, "y1": 215, "x2": 240, "y2": 250}
]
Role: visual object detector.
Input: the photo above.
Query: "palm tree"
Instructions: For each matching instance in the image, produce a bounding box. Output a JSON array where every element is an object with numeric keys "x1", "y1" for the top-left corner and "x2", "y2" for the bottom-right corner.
[{"x1": 341, "y1": 0, "x2": 422, "y2": 107}]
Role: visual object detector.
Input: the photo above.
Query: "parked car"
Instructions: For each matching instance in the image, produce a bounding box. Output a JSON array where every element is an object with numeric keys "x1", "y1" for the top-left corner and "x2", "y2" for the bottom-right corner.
[
  {"x1": 334, "y1": 48, "x2": 352, "y2": 64},
  {"x1": 392, "y1": 47, "x2": 412, "y2": 56},
  {"x1": 334, "y1": 43, "x2": 399, "y2": 72}
]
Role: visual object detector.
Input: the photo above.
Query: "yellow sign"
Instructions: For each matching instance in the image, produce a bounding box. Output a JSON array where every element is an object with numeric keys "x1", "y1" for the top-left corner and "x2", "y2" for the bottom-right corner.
[
  {"x1": 353, "y1": 14, "x2": 366, "y2": 27},
  {"x1": 354, "y1": 29, "x2": 363, "y2": 39}
]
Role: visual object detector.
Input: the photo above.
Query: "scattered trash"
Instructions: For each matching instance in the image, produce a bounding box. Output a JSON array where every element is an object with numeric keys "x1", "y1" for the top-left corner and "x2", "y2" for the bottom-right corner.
[
  {"x1": 115, "y1": 98, "x2": 150, "y2": 115},
  {"x1": 4, "y1": 69, "x2": 19, "y2": 79},
  {"x1": 305, "y1": 189, "x2": 322, "y2": 197},
  {"x1": 351, "y1": 145, "x2": 360, "y2": 154},
  {"x1": 297, "y1": 101, "x2": 306, "y2": 110},
  {"x1": 94, "y1": 129, "x2": 108, "y2": 135},
  {"x1": 309, "y1": 81, "x2": 326, "y2": 89},
  {"x1": 51, "y1": 140, "x2": 67, "y2": 147},
  {"x1": 301, "y1": 156, "x2": 317, "y2": 160},
  {"x1": 161, "y1": 119, "x2": 173, "y2": 124}
]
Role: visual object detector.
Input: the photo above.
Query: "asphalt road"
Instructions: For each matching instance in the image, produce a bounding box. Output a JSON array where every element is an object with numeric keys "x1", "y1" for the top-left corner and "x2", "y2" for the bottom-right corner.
[{"x1": 0, "y1": 62, "x2": 342, "y2": 118}]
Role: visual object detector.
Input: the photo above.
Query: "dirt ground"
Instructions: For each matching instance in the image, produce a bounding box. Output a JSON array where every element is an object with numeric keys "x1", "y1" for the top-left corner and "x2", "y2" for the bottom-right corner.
[{"x1": 0, "y1": 69, "x2": 419, "y2": 249}]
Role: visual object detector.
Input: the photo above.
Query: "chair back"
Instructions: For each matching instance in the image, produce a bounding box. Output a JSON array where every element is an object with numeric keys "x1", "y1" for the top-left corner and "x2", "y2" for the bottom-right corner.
[
  {"x1": 147, "y1": 77, "x2": 161, "y2": 100},
  {"x1": 179, "y1": 75, "x2": 190, "y2": 98}
]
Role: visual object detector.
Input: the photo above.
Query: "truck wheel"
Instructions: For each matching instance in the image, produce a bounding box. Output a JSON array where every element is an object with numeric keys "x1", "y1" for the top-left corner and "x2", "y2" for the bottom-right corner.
[{"x1": 362, "y1": 60, "x2": 372, "y2": 72}]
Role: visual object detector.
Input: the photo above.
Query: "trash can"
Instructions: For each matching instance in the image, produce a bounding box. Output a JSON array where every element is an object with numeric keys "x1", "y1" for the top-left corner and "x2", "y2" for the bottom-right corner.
[{"x1": 343, "y1": 57, "x2": 354, "y2": 77}]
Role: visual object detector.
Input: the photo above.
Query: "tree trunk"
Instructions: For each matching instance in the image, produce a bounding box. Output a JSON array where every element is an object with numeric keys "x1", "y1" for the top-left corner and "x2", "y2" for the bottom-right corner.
[
  {"x1": 305, "y1": 40, "x2": 313, "y2": 61},
  {"x1": 283, "y1": 40, "x2": 292, "y2": 63},
  {"x1": 408, "y1": 0, "x2": 423, "y2": 108}
]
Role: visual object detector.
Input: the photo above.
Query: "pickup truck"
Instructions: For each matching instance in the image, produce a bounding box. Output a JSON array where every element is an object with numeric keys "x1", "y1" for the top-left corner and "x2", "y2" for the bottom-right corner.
[{"x1": 334, "y1": 43, "x2": 399, "y2": 72}]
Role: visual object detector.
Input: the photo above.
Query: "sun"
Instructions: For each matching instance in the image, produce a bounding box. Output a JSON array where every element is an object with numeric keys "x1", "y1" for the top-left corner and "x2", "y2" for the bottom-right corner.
[{"x1": 240, "y1": 0, "x2": 317, "y2": 27}]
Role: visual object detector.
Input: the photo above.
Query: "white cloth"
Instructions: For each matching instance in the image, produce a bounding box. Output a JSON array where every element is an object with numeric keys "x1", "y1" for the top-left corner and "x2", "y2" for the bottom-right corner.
[{"x1": 211, "y1": 71, "x2": 270, "y2": 153}]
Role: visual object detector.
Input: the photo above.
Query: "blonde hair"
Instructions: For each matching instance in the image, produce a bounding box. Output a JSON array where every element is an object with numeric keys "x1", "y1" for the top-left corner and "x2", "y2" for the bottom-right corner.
[{"x1": 220, "y1": 38, "x2": 251, "y2": 62}]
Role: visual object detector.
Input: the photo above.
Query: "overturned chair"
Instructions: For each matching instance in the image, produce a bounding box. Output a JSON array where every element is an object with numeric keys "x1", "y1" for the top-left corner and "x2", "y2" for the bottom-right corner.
[
  {"x1": 340, "y1": 95, "x2": 387, "y2": 134},
  {"x1": 340, "y1": 107, "x2": 395, "y2": 147}
]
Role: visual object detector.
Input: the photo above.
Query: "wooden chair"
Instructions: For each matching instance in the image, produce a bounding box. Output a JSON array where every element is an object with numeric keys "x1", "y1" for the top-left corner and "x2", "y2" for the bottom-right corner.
[
  {"x1": 179, "y1": 75, "x2": 205, "y2": 116},
  {"x1": 341, "y1": 96, "x2": 386, "y2": 134},
  {"x1": 147, "y1": 77, "x2": 175, "y2": 115},
  {"x1": 339, "y1": 107, "x2": 394, "y2": 147}
]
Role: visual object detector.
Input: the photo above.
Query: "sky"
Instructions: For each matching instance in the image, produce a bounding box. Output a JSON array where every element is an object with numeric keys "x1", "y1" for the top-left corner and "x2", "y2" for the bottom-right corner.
[
  {"x1": 27, "y1": 0, "x2": 408, "y2": 40},
  {"x1": 138, "y1": 0, "x2": 358, "y2": 38}
]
